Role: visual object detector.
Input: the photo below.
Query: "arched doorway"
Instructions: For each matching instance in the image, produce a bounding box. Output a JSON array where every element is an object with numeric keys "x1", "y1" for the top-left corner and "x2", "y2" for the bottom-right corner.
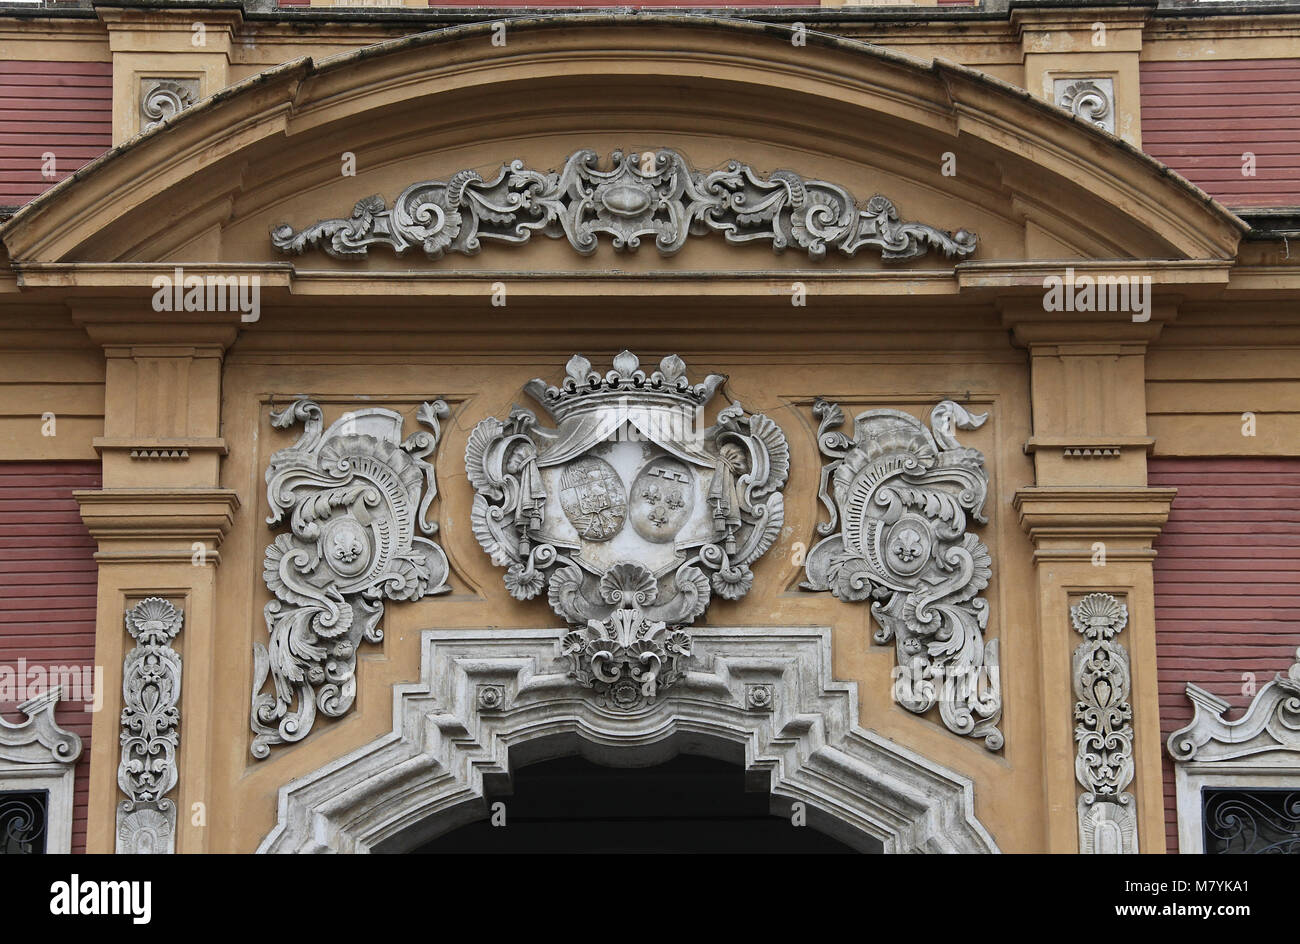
[
  {"x1": 260, "y1": 626, "x2": 998, "y2": 853},
  {"x1": 411, "y1": 753, "x2": 868, "y2": 854}
]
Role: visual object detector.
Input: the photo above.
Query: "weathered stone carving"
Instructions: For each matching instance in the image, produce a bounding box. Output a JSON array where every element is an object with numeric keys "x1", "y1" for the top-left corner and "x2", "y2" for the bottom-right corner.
[
  {"x1": 1169, "y1": 648, "x2": 1300, "y2": 763},
  {"x1": 0, "y1": 688, "x2": 83, "y2": 854},
  {"x1": 272, "y1": 148, "x2": 978, "y2": 264},
  {"x1": 562, "y1": 609, "x2": 693, "y2": 711},
  {"x1": 251, "y1": 399, "x2": 452, "y2": 758},
  {"x1": 259, "y1": 625, "x2": 1001, "y2": 853},
  {"x1": 140, "y1": 78, "x2": 199, "y2": 133},
  {"x1": 801, "y1": 399, "x2": 1002, "y2": 750},
  {"x1": 1071, "y1": 592, "x2": 1138, "y2": 854},
  {"x1": 117, "y1": 597, "x2": 183, "y2": 854},
  {"x1": 0, "y1": 687, "x2": 82, "y2": 766},
  {"x1": 466, "y1": 351, "x2": 788, "y2": 705},
  {"x1": 1055, "y1": 78, "x2": 1115, "y2": 135}
]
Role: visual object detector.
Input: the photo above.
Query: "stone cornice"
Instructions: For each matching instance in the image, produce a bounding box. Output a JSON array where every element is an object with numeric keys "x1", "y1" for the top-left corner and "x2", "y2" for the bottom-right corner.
[
  {"x1": 75, "y1": 487, "x2": 241, "y2": 564},
  {"x1": 1013, "y1": 485, "x2": 1177, "y2": 559}
]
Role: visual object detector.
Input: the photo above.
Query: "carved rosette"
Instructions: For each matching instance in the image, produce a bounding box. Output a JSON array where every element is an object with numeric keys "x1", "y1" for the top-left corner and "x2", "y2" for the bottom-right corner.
[
  {"x1": 272, "y1": 148, "x2": 977, "y2": 264},
  {"x1": 251, "y1": 399, "x2": 452, "y2": 758},
  {"x1": 1071, "y1": 592, "x2": 1138, "y2": 854},
  {"x1": 117, "y1": 598, "x2": 183, "y2": 854},
  {"x1": 802, "y1": 399, "x2": 1002, "y2": 750},
  {"x1": 466, "y1": 351, "x2": 789, "y2": 704}
]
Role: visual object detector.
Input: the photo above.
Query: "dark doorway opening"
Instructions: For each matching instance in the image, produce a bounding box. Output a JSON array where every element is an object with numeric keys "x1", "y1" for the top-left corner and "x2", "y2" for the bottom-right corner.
[{"x1": 411, "y1": 754, "x2": 866, "y2": 853}]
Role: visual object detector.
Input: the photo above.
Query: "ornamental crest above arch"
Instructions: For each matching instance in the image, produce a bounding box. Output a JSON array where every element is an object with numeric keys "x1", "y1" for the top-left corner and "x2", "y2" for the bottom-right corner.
[
  {"x1": 271, "y1": 148, "x2": 978, "y2": 264},
  {"x1": 466, "y1": 351, "x2": 789, "y2": 707}
]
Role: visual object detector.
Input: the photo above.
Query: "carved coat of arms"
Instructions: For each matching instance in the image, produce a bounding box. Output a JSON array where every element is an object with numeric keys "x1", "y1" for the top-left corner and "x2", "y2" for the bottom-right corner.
[{"x1": 466, "y1": 352, "x2": 789, "y2": 708}]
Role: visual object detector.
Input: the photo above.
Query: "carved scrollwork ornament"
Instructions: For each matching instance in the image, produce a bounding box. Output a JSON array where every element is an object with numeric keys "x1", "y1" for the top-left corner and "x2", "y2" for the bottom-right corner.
[
  {"x1": 801, "y1": 399, "x2": 1003, "y2": 750},
  {"x1": 140, "y1": 78, "x2": 199, "y2": 132},
  {"x1": 117, "y1": 598, "x2": 183, "y2": 854},
  {"x1": 1071, "y1": 592, "x2": 1138, "y2": 854},
  {"x1": 466, "y1": 351, "x2": 789, "y2": 704},
  {"x1": 251, "y1": 399, "x2": 452, "y2": 758},
  {"x1": 272, "y1": 148, "x2": 977, "y2": 264}
]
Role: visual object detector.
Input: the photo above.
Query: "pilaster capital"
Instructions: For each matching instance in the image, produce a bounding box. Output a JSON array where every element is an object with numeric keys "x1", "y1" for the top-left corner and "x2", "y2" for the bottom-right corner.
[
  {"x1": 1012, "y1": 485, "x2": 1177, "y2": 561},
  {"x1": 74, "y1": 487, "x2": 240, "y2": 565}
]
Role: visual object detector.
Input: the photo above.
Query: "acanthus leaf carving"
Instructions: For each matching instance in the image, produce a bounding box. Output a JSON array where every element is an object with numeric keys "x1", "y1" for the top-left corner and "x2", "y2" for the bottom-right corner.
[
  {"x1": 272, "y1": 149, "x2": 977, "y2": 265},
  {"x1": 1070, "y1": 592, "x2": 1137, "y2": 854},
  {"x1": 801, "y1": 398, "x2": 1002, "y2": 750},
  {"x1": 117, "y1": 597, "x2": 183, "y2": 854},
  {"x1": 251, "y1": 398, "x2": 451, "y2": 758}
]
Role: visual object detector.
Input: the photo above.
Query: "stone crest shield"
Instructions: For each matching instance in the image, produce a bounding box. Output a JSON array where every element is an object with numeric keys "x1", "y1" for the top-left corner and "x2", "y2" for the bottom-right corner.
[{"x1": 466, "y1": 352, "x2": 789, "y2": 704}]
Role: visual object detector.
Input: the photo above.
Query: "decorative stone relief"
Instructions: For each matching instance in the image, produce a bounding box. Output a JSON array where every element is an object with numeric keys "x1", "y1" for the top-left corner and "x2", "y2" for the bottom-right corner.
[
  {"x1": 1168, "y1": 648, "x2": 1300, "y2": 763},
  {"x1": 1054, "y1": 78, "x2": 1116, "y2": 135},
  {"x1": 140, "y1": 78, "x2": 200, "y2": 133},
  {"x1": 117, "y1": 598, "x2": 183, "y2": 855},
  {"x1": 251, "y1": 399, "x2": 452, "y2": 758},
  {"x1": 1071, "y1": 592, "x2": 1138, "y2": 854},
  {"x1": 801, "y1": 399, "x2": 1002, "y2": 750},
  {"x1": 465, "y1": 351, "x2": 788, "y2": 707},
  {"x1": 562, "y1": 609, "x2": 693, "y2": 711},
  {"x1": 0, "y1": 687, "x2": 83, "y2": 854},
  {"x1": 0, "y1": 687, "x2": 82, "y2": 766},
  {"x1": 259, "y1": 625, "x2": 1000, "y2": 854},
  {"x1": 272, "y1": 148, "x2": 978, "y2": 264}
]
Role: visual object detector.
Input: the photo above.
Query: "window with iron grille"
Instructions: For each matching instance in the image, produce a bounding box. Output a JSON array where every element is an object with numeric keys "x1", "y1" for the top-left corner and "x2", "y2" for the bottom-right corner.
[
  {"x1": 1203, "y1": 788, "x2": 1300, "y2": 855},
  {"x1": 0, "y1": 789, "x2": 48, "y2": 855}
]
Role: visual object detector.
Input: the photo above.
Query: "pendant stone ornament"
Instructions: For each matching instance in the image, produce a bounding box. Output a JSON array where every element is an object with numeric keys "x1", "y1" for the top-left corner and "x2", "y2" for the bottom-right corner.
[
  {"x1": 272, "y1": 148, "x2": 977, "y2": 264},
  {"x1": 117, "y1": 598, "x2": 183, "y2": 854},
  {"x1": 466, "y1": 351, "x2": 789, "y2": 707},
  {"x1": 1071, "y1": 592, "x2": 1138, "y2": 854},
  {"x1": 251, "y1": 399, "x2": 452, "y2": 758},
  {"x1": 801, "y1": 399, "x2": 1003, "y2": 750}
]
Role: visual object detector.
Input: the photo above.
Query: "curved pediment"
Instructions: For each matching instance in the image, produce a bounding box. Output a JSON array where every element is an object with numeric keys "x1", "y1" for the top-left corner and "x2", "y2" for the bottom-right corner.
[{"x1": 0, "y1": 14, "x2": 1245, "y2": 269}]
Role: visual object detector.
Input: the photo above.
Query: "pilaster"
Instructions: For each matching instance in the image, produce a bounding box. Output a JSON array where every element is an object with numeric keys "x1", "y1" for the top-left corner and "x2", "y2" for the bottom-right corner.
[
  {"x1": 71, "y1": 305, "x2": 241, "y2": 853},
  {"x1": 1005, "y1": 297, "x2": 1175, "y2": 854},
  {"x1": 1012, "y1": 4, "x2": 1150, "y2": 148},
  {"x1": 99, "y1": 5, "x2": 242, "y2": 144}
]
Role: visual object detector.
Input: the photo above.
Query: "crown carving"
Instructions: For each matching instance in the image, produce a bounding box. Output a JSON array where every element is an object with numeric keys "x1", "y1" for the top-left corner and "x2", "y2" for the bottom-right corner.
[{"x1": 523, "y1": 351, "x2": 726, "y2": 421}]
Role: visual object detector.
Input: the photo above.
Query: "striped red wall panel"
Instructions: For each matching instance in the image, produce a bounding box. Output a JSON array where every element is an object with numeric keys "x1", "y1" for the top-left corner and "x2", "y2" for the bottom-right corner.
[
  {"x1": 422, "y1": 1, "x2": 819, "y2": 5},
  {"x1": 0, "y1": 461, "x2": 100, "y2": 854},
  {"x1": 1150, "y1": 458, "x2": 1300, "y2": 853},
  {"x1": 1140, "y1": 59, "x2": 1300, "y2": 207},
  {"x1": 0, "y1": 60, "x2": 112, "y2": 208}
]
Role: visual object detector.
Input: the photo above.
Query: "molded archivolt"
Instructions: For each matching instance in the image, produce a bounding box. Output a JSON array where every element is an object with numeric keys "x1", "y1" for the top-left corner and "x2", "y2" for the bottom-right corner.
[
  {"x1": 0, "y1": 15, "x2": 1243, "y2": 268},
  {"x1": 259, "y1": 625, "x2": 998, "y2": 853}
]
